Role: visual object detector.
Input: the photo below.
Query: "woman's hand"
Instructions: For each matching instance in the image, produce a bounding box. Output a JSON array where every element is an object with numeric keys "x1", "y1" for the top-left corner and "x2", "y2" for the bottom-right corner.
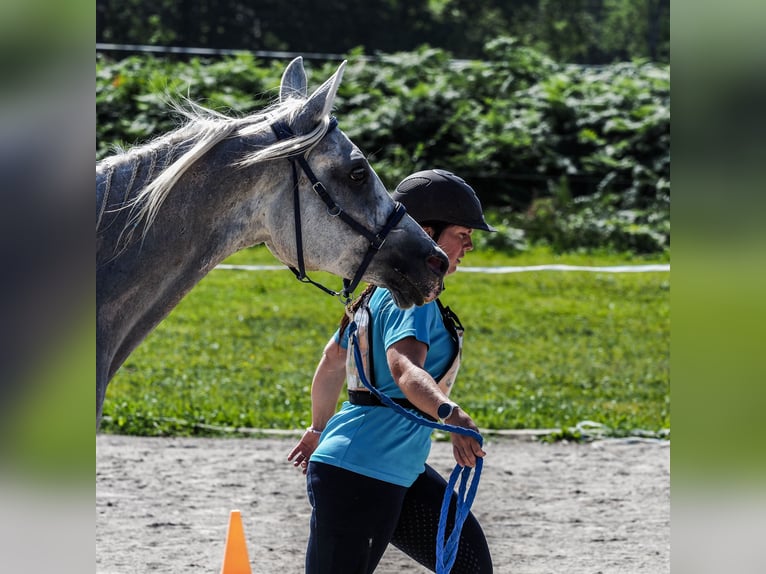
[
  {"x1": 446, "y1": 408, "x2": 486, "y2": 468},
  {"x1": 287, "y1": 428, "x2": 322, "y2": 475}
]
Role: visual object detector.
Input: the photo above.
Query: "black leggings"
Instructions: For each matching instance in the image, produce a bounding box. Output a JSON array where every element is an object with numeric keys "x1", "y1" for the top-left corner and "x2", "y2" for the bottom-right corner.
[{"x1": 305, "y1": 461, "x2": 492, "y2": 573}]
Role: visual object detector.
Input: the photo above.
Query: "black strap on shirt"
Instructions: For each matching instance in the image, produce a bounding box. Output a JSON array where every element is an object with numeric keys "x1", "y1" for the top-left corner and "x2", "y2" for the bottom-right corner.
[{"x1": 347, "y1": 390, "x2": 436, "y2": 422}]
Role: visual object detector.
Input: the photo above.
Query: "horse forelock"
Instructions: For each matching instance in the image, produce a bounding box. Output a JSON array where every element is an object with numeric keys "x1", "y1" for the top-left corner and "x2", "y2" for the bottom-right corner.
[
  {"x1": 235, "y1": 99, "x2": 332, "y2": 167},
  {"x1": 102, "y1": 97, "x2": 333, "y2": 251}
]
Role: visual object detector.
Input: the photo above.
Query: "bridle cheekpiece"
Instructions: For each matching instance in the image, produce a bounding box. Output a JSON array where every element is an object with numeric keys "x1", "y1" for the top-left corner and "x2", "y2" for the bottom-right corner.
[{"x1": 270, "y1": 116, "x2": 406, "y2": 305}]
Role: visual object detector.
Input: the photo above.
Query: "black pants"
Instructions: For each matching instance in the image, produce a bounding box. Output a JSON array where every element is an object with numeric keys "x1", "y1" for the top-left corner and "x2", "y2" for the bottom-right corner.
[{"x1": 305, "y1": 461, "x2": 492, "y2": 573}]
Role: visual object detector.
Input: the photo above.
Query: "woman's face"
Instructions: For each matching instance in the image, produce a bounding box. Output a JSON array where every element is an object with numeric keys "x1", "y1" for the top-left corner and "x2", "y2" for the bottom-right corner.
[{"x1": 427, "y1": 224, "x2": 474, "y2": 275}]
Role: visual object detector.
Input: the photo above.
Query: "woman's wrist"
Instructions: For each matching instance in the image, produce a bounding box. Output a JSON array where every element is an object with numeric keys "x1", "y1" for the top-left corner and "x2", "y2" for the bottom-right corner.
[
  {"x1": 307, "y1": 426, "x2": 323, "y2": 435},
  {"x1": 437, "y1": 402, "x2": 459, "y2": 422}
]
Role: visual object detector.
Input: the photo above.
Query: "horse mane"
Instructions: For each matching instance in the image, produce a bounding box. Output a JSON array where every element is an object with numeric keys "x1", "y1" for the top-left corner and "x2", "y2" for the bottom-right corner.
[{"x1": 100, "y1": 96, "x2": 333, "y2": 249}]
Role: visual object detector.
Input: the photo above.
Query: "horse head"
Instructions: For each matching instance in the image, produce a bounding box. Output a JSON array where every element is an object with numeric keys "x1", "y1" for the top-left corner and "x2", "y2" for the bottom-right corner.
[{"x1": 261, "y1": 57, "x2": 448, "y2": 307}]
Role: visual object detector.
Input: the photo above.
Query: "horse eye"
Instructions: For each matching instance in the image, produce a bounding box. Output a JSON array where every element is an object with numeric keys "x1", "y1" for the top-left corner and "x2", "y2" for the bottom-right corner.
[{"x1": 349, "y1": 167, "x2": 367, "y2": 182}]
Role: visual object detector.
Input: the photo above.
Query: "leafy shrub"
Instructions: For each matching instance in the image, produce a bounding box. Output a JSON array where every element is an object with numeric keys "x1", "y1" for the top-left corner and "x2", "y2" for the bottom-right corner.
[
  {"x1": 520, "y1": 191, "x2": 669, "y2": 254},
  {"x1": 472, "y1": 218, "x2": 529, "y2": 254},
  {"x1": 96, "y1": 39, "x2": 670, "y2": 254}
]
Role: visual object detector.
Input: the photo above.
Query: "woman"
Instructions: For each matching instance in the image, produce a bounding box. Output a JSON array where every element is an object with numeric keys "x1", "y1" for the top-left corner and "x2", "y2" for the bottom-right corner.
[{"x1": 288, "y1": 169, "x2": 495, "y2": 573}]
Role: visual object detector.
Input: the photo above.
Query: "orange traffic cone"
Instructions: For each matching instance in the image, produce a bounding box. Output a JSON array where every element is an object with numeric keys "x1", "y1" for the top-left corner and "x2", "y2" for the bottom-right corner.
[{"x1": 220, "y1": 510, "x2": 252, "y2": 574}]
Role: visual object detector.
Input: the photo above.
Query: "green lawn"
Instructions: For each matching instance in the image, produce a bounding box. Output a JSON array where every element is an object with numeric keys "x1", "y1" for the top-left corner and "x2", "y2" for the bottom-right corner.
[{"x1": 102, "y1": 246, "x2": 669, "y2": 438}]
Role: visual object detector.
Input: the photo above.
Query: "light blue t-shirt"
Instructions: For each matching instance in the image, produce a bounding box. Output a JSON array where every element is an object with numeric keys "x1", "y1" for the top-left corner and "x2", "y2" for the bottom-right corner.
[{"x1": 309, "y1": 287, "x2": 457, "y2": 487}]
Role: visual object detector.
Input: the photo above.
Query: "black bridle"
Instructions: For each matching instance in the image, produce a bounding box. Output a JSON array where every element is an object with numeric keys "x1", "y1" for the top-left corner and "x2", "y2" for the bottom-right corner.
[{"x1": 270, "y1": 117, "x2": 406, "y2": 304}]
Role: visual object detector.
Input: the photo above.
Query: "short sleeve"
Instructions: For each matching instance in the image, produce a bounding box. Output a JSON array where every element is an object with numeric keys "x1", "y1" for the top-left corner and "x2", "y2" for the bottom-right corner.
[
  {"x1": 375, "y1": 294, "x2": 435, "y2": 351},
  {"x1": 333, "y1": 327, "x2": 348, "y2": 350}
]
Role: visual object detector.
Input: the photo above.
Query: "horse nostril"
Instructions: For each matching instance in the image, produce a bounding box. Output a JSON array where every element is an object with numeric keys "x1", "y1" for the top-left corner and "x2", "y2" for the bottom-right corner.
[{"x1": 427, "y1": 254, "x2": 448, "y2": 276}]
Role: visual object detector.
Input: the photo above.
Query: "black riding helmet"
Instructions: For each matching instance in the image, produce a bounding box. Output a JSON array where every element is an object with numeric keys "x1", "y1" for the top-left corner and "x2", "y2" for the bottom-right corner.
[{"x1": 392, "y1": 169, "x2": 496, "y2": 232}]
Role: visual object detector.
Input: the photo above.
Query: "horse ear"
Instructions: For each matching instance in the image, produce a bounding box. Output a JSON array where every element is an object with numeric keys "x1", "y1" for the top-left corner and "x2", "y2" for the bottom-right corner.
[
  {"x1": 292, "y1": 60, "x2": 346, "y2": 133},
  {"x1": 280, "y1": 57, "x2": 308, "y2": 101}
]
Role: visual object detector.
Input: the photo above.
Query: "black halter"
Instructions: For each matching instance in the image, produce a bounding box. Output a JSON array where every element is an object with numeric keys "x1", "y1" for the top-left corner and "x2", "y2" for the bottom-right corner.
[{"x1": 270, "y1": 117, "x2": 406, "y2": 304}]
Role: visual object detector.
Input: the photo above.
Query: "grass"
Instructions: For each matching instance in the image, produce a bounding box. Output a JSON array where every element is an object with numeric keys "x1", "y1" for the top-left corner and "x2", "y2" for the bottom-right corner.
[{"x1": 101, "y1": 245, "x2": 669, "y2": 438}]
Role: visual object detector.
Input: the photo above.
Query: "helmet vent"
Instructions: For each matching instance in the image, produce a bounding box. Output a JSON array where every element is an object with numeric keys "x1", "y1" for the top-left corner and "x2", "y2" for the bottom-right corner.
[{"x1": 396, "y1": 176, "x2": 431, "y2": 194}]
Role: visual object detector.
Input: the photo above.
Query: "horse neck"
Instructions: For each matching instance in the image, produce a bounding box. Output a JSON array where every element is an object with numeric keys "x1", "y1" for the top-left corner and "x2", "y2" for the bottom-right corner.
[
  {"x1": 97, "y1": 134, "x2": 184, "y2": 234},
  {"x1": 101, "y1": 127, "x2": 280, "y2": 258},
  {"x1": 97, "y1": 134, "x2": 281, "y2": 366}
]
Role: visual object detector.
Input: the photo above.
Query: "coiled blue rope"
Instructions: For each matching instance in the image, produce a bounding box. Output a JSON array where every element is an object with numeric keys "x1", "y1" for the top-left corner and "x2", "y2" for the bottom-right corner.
[{"x1": 348, "y1": 322, "x2": 483, "y2": 574}]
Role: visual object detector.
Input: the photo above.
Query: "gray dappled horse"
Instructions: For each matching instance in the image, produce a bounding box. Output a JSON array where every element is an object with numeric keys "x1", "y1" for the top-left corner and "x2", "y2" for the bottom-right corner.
[{"x1": 96, "y1": 57, "x2": 448, "y2": 428}]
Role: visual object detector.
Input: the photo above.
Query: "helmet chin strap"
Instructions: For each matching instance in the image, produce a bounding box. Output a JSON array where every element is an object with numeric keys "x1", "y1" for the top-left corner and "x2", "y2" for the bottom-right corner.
[
  {"x1": 424, "y1": 225, "x2": 446, "y2": 293},
  {"x1": 270, "y1": 116, "x2": 407, "y2": 305}
]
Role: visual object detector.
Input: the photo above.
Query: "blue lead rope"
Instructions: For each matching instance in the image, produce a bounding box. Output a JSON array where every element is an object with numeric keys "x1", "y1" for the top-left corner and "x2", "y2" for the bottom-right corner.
[{"x1": 348, "y1": 322, "x2": 483, "y2": 574}]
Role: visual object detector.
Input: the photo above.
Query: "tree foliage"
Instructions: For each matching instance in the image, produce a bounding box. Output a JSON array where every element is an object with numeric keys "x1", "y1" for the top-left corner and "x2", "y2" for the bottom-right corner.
[{"x1": 97, "y1": 0, "x2": 669, "y2": 65}]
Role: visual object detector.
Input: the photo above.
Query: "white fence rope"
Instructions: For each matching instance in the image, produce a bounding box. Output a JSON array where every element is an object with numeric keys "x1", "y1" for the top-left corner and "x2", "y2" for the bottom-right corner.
[
  {"x1": 216, "y1": 263, "x2": 670, "y2": 274},
  {"x1": 99, "y1": 416, "x2": 669, "y2": 441}
]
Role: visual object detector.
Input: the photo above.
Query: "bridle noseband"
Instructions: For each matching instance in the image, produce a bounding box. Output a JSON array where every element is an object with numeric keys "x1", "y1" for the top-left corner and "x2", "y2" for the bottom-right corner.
[{"x1": 270, "y1": 116, "x2": 406, "y2": 304}]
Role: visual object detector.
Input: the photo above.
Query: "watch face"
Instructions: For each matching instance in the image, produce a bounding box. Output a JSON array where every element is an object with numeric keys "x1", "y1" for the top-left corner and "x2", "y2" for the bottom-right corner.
[{"x1": 438, "y1": 403, "x2": 452, "y2": 420}]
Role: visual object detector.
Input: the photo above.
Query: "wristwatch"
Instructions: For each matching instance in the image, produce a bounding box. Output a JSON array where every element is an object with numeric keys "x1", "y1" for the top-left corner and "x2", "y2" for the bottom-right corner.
[{"x1": 437, "y1": 402, "x2": 458, "y2": 422}]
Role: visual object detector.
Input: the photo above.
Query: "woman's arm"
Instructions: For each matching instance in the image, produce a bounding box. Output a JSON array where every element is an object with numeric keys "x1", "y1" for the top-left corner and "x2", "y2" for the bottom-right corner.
[
  {"x1": 310, "y1": 337, "x2": 347, "y2": 431},
  {"x1": 387, "y1": 338, "x2": 486, "y2": 468},
  {"x1": 287, "y1": 337, "x2": 346, "y2": 473}
]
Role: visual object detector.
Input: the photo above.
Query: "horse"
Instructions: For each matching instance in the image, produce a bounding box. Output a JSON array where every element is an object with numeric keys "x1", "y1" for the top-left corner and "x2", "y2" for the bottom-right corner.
[{"x1": 96, "y1": 57, "x2": 448, "y2": 428}]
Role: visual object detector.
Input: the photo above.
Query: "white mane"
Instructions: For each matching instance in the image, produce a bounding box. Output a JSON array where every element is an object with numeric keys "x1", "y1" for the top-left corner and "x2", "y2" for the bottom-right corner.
[{"x1": 99, "y1": 97, "x2": 333, "y2": 247}]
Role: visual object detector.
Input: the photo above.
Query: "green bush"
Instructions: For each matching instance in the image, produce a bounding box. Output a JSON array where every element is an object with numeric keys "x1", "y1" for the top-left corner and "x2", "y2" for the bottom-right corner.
[
  {"x1": 520, "y1": 190, "x2": 669, "y2": 254},
  {"x1": 96, "y1": 40, "x2": 670, "y2": 254}
]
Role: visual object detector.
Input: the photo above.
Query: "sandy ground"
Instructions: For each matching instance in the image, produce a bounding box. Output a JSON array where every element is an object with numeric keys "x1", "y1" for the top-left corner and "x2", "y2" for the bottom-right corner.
[{"x1": 96, "y1": 434, "x2": 669, "y2": 573}]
